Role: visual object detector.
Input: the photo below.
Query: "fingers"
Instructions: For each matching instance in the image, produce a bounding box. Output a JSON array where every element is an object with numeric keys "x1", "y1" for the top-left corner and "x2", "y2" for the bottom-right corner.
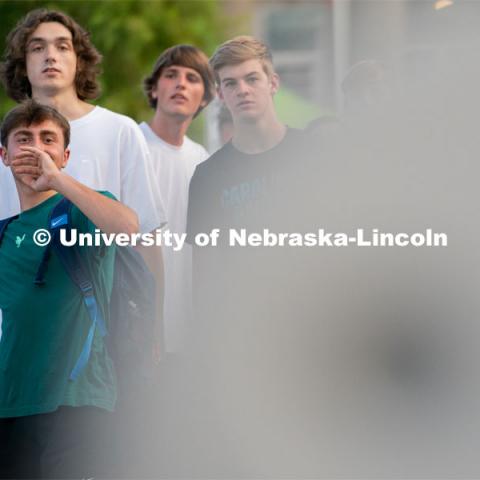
[
  {"x1": 11, "y1": 165, "x2": 42, "y2": 177},
  {"x1": 17, "y1": 147, "x2": 53, "y2": 166},
  {"x1": 11, "y1": 155, "x2": 39, "y2": 167},
  {"x1": 19, "y1": 146, "x2": 43, "y2": 155},
  {"x1": 11, "y1": 155, "x2": 42, "y2": 178}
]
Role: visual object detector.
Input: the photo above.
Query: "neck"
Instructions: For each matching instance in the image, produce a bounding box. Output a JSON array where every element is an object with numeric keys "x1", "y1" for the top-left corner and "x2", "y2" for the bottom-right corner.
[
  {"x1": 232, "y1": 112, "x2": 286, "y2": 154},
  {"x1": 15, "y1": 182, "x2": 57, "y2": 212},
  {"x1": 32, "y1": 89, "x2": 94, "y2": 121},
  {"x1": 149, "y1": 111, "x2": 191, "y2": 147}
]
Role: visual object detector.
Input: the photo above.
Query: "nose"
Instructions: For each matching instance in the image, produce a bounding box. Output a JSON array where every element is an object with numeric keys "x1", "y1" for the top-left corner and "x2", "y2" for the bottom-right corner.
[
  {"x1": 236, "y1": 79, "x2": 250, "y2": 97},
  {"x1": 175, "y1": 73, "x2": 187, "y2": 90},
  {"x1": 45, "y1": 43, "x2": 58, "y2": 63},
  {"x1": 32, "y1": 136, "x2": 43, "y2": 149}
]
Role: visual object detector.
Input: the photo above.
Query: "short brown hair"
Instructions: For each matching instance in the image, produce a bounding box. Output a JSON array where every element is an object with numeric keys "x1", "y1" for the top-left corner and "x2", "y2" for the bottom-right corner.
[
  {"x1": 209, "y1": 36, "x2": 275, "y2": 85},
  {"x1": 143, "y1": 45, "x2": 215, "y2": 117},
  {"x1": 1, "y1": 99, "x2": 70, "y2": 149},
  {"x1": 0, "y1": 9, "x2": 102, "y2": 102}
]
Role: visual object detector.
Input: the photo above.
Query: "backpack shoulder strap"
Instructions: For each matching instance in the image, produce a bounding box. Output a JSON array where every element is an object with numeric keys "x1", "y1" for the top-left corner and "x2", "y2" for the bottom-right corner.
[
  {"x1": 34, "y1": 198, "x2": 71, "y2": 285},
  {"x1": 36, "y1": 197, "x2": 107, "y2": 381},
  {"x1": 0, "y1": 215, "x2": 19, "y2": 246}
]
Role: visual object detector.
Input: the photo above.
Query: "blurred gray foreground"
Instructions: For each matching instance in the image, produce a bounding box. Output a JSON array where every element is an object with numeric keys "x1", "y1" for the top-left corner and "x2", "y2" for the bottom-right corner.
[{"x1": 125, "y1": 6, "x2": 480, "y2": 478}]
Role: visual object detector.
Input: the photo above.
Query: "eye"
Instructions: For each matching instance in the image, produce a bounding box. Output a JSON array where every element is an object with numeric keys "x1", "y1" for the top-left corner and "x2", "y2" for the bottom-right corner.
[
  {"x1": 188, "y1": 74, "x2": 201, "y2": 83},
  {"x1": 224, "y1": 81, "x2": 235, "y2": 88},
  {"x1": 58, "y1": 44, "x2": 70, "y2": 51},
  {"x1": 18, "y1": 137, "x2": 29, "y2": 143},
  {"x1": 247, "y1": 77, "x2": 258, "y2": 84},
  {"x1": 44, "y1": 136, "x2": 55, "y2": 144},
  {"x1": 30, "y1": 45, "x2": 43, "y2": 53}
]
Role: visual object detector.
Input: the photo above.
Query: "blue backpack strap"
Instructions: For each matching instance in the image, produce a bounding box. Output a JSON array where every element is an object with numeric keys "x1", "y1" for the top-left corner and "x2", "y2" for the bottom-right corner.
[
  {"x1": 38, "y1": 197, "x2": 107, "y2": 381},
  {"x1": 35, "y1": 199, "x2": 71, "y2": 284},
  {"x1": 0, "y1": 215, "x2": 19, "y2": 246}
]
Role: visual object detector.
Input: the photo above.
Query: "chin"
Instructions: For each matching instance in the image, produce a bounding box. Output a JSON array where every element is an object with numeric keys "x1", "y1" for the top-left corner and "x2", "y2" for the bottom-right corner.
[
  {"x1": 41, "y1": 84, "x2": 64, "y2": 97},
  {"x1": 169, "y1": 109, "x2": 195, "y2": 120},
  {"x1": 13, "y1": 174, "x2": 36, "y2": 186},
  {"x1": 237, "y1": 111, "x2": 261, "y2": 123}
]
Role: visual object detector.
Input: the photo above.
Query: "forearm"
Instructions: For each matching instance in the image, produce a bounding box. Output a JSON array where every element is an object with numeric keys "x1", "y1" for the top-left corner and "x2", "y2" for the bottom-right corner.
[{"x1": 52, "y1": 171, "x2": 139, "y2": 235}]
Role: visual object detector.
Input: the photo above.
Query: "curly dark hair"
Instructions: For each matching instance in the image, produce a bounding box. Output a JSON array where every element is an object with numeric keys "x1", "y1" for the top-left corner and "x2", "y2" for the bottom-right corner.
[
  {"x1": 0, "y1": 9, "x2": 102, "y2": 102},
  {"x1": 143, "y1": 45, "x2": 215, "y2": 118}
]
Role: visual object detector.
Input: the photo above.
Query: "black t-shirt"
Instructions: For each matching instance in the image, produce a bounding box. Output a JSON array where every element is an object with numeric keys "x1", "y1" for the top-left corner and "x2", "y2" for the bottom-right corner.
[
  {"x1": 185, "y1": 126, "x2": 315, "y2": 347},
  {"x1": 187, "y1": 128, "x2": 309, "y2": 242}
]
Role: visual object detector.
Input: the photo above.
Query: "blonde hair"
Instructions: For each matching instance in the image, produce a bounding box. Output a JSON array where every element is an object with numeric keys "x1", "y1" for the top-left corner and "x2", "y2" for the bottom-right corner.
[{"x1": 209, "y1": 36, "x2": 274, "y2": 85}]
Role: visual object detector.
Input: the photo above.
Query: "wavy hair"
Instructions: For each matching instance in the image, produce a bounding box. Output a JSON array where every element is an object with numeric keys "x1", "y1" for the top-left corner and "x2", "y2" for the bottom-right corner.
[{"x1": 0, "y1": 9, "x2": 102, "y2": 102}]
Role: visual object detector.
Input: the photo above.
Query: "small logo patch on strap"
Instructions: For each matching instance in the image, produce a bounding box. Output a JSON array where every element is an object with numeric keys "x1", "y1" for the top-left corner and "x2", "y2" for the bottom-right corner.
[{"x1": 50, "y1": 214, "x2": 68, "y2": 228}]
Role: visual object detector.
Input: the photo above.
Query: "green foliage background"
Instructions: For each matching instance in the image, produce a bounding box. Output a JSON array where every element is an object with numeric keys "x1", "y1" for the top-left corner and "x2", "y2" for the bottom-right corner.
[{"x1": 0, "y1": 0, "x2": 227, "y2": 139}]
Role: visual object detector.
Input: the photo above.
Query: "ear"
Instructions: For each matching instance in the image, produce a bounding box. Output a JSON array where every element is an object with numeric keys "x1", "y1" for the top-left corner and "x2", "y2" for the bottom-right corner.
[
  {"x1": 0, "y1": 147, "x2": 10, "y2": 167},
  {"x1": 150, "y1": 76, "x2": 161, "y2": 100},
  {"x1": 270, "y1": 73, "x2": 280, "y2": 95},
  {"x1": 61, "y1": 148, "x2": 70, "y2": 169}
]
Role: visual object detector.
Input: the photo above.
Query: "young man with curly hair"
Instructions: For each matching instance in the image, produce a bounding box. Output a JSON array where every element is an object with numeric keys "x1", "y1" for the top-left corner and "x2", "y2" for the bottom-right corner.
[
  {"x1": 140, "y1": 45, "x2": 214, "y2": 353},
  {"x1": 0, "y1": 9, "x2": 165, "y2": 350},
  {"x1": 0, "y1": 9, "x2": 164, "y2": 231}
]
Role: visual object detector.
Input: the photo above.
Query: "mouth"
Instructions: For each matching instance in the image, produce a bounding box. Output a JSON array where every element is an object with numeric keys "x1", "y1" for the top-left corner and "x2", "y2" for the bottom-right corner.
[
  {"x1": 237, "y1": 100, "x2": 255, "y2": 108},
  {"x1": 171, "y1": 94, "x2": 188, "y2": 101},
  {"x1": 43, "y1": 67, "x2": 61, "y2": 74}
]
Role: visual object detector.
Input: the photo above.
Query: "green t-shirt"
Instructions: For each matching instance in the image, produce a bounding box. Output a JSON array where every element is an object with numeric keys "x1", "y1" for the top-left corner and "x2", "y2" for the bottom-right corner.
[{"x1": 0, "y1": 192, "x2": 117, "y2": 418}]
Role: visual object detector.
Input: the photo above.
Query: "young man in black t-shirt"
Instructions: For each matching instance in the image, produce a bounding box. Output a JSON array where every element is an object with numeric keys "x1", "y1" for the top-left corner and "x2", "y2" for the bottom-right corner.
[
  {"x1": 179, "y1": 37, "x2": 316, "y2": 477},
  {"x1": 187, "y1": 36, "x2": 307, "y2": 237}
]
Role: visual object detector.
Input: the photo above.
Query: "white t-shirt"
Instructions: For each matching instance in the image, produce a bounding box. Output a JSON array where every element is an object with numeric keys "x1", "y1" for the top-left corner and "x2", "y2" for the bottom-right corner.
[
  {"x1": 0, "y1": 107, "x2": 167, "y2": 336},
  {"x1": 139, "y1": 121, "x2": 209, "y2": 352},
  {"x1": 0, "y1": 106, "x2": 166, "y2": 233},
  {"x1": 0, "y1": 167, "x2": 18, "y2": 218}
]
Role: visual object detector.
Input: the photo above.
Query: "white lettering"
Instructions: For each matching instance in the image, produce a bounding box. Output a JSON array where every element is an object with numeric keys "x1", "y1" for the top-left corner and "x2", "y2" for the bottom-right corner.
[{"x1": 395, "y1": 233, "x2": 409, "y2": 247}]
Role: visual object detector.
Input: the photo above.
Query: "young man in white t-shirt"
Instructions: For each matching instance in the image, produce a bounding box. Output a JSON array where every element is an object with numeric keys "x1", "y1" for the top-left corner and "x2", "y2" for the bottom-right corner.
[
  {"x1": 140, "y1": 45, "x2": 214, "y2": 352},
  {"x1": 0, "y1": 9, "x2": 166, "y2": 347}
]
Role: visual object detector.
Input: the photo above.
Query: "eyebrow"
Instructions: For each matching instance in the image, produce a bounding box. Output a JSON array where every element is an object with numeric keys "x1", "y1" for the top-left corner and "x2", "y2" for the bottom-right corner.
[
  {"x1": 13, "y1": 130, "x2": 33, "y2": 137},
  {"x1": 164, "y1": 67, "x2": 200, "y2": 76},
  {"x1": 40, "y1": 130, "x2": 59, "y2": 137},
  {"x1": 13, "y1": 129, "x2": 59, "y2": 137},
  {"x1": 27, "y1": 36, "x2": 72, "y2": 45},
  {"x1": 221, "y1": 71, "x2": 261, "y2": 84}
]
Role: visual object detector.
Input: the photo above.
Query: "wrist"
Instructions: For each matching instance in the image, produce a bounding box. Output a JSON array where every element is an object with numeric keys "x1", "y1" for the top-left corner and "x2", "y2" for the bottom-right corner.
[{"x1": 49, "y1": 169, "x2": 67, "y2": 192}]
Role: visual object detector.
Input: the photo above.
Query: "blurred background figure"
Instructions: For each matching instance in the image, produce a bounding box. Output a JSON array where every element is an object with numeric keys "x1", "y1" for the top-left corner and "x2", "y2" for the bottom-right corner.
[{"x1": 341, "y1": 59, "x2": 391, "y2": 120}]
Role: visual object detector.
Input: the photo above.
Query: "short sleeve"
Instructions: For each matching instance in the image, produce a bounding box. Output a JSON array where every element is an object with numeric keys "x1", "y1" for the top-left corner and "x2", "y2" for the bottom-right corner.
[{"x1": 118, "y1": 123, "x2": 167, "y2": 234}]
